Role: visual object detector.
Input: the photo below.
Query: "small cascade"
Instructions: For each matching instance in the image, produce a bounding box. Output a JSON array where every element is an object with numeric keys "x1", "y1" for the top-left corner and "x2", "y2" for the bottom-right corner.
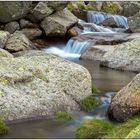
[
  {"x1": 44, "y1": 39, "x2": 93, "y2": 59},
  {"x1": 44, "y1": 11, "x2": 129, "y2": 59},
  {"x1": 87, "y1": 11, "x2": 128, "y2": 29},
  {"x1": 64, "y1": 39, "x2": 92, "y2": 54}
]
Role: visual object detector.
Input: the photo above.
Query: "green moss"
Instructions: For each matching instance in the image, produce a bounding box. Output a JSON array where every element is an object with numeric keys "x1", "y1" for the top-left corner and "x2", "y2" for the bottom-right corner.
[
  {"x1": 81, "y1": 96, "x2": 101, "y2": 112},
  {"x1": 92, "y1": 84, "x2": 98, "y2": 94},
  {"x1": 55, "y1": 111, "x2": 73, "y2": 122},
  {"x1": 0, "y1": 118, "x2": 9, "y2": 135},
  {"x1": 67, "y1": 2, "x2": 93, "y2": 11},
  {"x1": 101, "y1": 3, "x2": 120, "y2": 14},
  {"x1": 75, "y1": 117, "x2": 140, "y2": 139},
  {"x1": 75, "y1": 118, "x2": 114, "y2": 138},
  {"x1": 126, "y1": 124, "x2": 140, "y2": 138},
  {"x1": 104, "y1": 117, "x2": 140, "y2": 138}
]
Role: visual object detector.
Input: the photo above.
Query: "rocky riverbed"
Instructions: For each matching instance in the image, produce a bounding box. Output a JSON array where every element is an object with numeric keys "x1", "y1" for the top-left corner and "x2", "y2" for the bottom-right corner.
[{"x1": 0, "y1": 1, "x2": 140, "y2": 139}]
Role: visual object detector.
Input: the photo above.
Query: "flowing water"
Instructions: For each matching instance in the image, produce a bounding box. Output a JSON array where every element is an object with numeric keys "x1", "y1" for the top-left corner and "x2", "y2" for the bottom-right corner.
[
  {"x1": 1, "y1": 11, "x2": 137, "y2": 139},
  {"x1": 87, "y1": 11, "x2": 128, "y2": 29}
]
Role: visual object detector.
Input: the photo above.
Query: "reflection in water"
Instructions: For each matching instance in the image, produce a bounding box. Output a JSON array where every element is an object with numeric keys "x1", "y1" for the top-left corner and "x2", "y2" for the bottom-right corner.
[{"x1": 72, "y1": 59, "x2": 137, "y2": 92}]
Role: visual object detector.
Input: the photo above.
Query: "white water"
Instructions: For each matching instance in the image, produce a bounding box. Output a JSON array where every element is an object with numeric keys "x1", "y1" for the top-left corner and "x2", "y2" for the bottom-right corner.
[
  {"x1": 44, "y1": 39, "x2": 93, "y2": 59},
  {"x1": 44, "y1": 47, "x2": 80, "y2": 59},
  {"x1": 87, "y1": 11, "x2": 128, "y2": 29},
  {"x1": 64, "y1": 39, "x2": 92, "y2": 54},
  {"x1": 44, "y1": 11, "x2": 129, "y2": 59}
]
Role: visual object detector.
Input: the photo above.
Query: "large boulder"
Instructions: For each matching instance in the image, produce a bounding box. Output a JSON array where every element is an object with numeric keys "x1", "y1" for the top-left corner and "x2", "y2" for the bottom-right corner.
[
  {"x1": 5, "y1": 31, "x2": 34, "y2": 53},
  {"x1": 100, "y1": 38, "x2": 140, "y2": 72},
  {"x1": 0, "y1": 51, "x2": 92, "y2": 121},
  {"x1": 0, "y1": 30, "x2": 10, "y2": 49},
  {"x1": 108, "y1": 73, "x2": 140, "y2": 122},
  {"x1": 0, "y1": 2, "x2": 32, "y2": 23},
  {"x1": 80, "y1": 33, "x2": 140, "y2": 61},
  {"x1": 41, "y1": 9, "x2": 78, "y2": 37},
  {"x1": 27, "y1": 2, "x2": 54, "y2": 23}
]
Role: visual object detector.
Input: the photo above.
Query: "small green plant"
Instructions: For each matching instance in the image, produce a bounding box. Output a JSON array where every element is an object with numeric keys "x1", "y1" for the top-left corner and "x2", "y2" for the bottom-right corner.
[
  {"x1": 75, "y1": 118, "x2": 114, "y2": 138},
  {"x1": 67, "y1": 2, "x2": 93, "y2": 11},
  {"x1": 126, "y1": 124, "x2": 140, "y2": 138},
  {"x1": 0, "y1": 118, "x2": 9, "y2": 135},
  {"x1": 104, "y1": 117, "x2": 140, "y2": 138},
  {"x1": 81, "y1": 96, "x2": 101, "y2": 112},
  {"x1": 101, "y1": 3, "x2": 121, "y2": 14},
  {"x1": 92, "y1": 84, "x2": 98, "y2": 94},
  {"x1": 55, "y1": 111, "x2": 73, "y2": 122}
]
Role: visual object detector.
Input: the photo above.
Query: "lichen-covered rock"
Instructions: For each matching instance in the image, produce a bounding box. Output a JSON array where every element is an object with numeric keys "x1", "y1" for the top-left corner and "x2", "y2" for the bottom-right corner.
[
  {"x1": 126, "y1": 124, "x2": 140, "y2": 138},
  {"x1": 21, "y1": 28, "x2": 42, "y2": 40},
  {"x1": 41, "y1": 9, "x2": 78, "y2": 37},
  {"x1": 4, "y1": 21, "x2": 20, "y2": 34},
  {"x1": 0, "y1": 2, "x2": 32, "y2": 23},
  {"x1": 5, "y1": 31, "x2": 34, "y2": 53},
  {"x1": 0, "y1": 31, "x2": 10, "y2": 49},
  {"x1": 27, "y1": 2, "x2": 54, "y2": 23},
  {"x1": 108, "y1": 73, "x2": 140, "y2": 122},
  {"x1": 100, "y1": 38, "x2": 140, "y2": 72},
  {"x1": 0, "y1": 51, "x2": 92, "y2": 121}
]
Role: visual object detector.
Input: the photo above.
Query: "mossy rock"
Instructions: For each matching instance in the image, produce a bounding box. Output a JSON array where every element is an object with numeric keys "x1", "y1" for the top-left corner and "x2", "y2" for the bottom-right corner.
[
  {"x1": 101, "y1": 2, "x2": 122, "y2": 14},
  {"x1": 81, "y1": 96, "x2": 101, "y2": 112},
  {"x1": 67, "y1": 2, "x2": 93, "y2": 11},
  {"x1": 55, "y1": 111, "x2": 73, "y2": 122},
  {"x1": 0, "y1": 118, "x2": 9, "y2": 135},
  {"x1": 75, "y1": 116, "x2": 140, "y2": 139},
  {"x1": 126, "y1": 124, "x2": 140, "y2": 138},
  {"x1": 75, "y1": 118, "x2": 114, "y2": 138},
  {"x1": 104, "y1": 117, "x2": 140, "y2": 138}
]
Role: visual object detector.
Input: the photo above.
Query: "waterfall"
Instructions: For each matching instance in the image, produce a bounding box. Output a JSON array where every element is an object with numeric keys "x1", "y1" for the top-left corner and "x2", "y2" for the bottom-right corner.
[
  {"x1": 44, "y1": 39, "x2": 93, "y2": 59},
  {"x1": 64, "y1": 39, "x2": 92, "y2": 54},
  {"x1": 87, "y1": 11, "x2": 128, "y2": 29},
  {"x1": 44, "y1": 10, "x2": 129, "y2": 59}
]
